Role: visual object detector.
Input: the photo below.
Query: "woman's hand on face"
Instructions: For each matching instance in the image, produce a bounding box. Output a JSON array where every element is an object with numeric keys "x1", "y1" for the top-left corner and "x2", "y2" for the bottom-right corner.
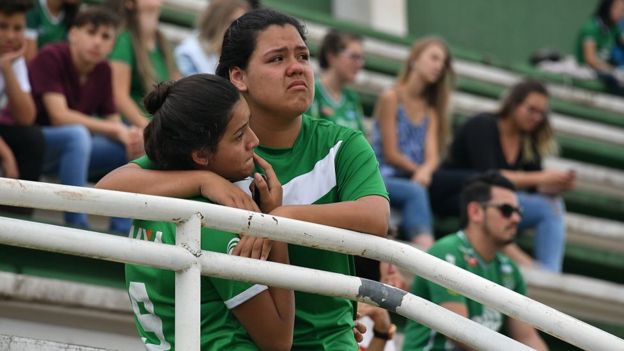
[
  {"x1": 232, "y1": 234, "x2": 272, "y2": 261},
  {"x1": 200, "y1": 176, "x2": 260, "y2": 212},
  {"x1": 251, "y1": 153, "x2": 283, "y2": 213}
]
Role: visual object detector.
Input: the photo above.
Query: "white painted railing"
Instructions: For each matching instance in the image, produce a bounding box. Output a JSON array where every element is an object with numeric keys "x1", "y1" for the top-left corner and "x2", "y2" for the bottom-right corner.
[{"x1": 0, "y1": 179, "x2": 623, "y2": 351}]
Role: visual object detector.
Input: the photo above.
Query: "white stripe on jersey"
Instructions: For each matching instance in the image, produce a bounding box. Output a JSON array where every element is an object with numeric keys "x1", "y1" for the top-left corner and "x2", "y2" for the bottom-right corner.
[
  {"x1": 224, "y1": 284, "x2": 268, "y2": 309},
  {"x1": 235, "y1": 140, "x2": 343, "y2": 206},
  {"x1": 282, "y1": 140, "x2": 342, "y2": 205}
]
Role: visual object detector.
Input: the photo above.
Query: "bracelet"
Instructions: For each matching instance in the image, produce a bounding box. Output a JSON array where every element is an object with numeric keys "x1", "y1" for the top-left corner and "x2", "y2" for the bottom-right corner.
[{"x1": 373, "y1": 329, "x2": 392, "y2": 341}]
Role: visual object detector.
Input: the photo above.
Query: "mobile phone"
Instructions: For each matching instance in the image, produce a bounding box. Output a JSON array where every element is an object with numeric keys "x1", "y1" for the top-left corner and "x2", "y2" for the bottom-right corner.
[{"x1": 250, "y1": 174, "x2": 267, "y2": 205}]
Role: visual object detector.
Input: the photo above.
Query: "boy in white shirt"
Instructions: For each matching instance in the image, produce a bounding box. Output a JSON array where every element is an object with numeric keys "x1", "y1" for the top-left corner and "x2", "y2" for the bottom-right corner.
[{"x1": 0, "y1": 0, "x2": 44, "y2": 215}]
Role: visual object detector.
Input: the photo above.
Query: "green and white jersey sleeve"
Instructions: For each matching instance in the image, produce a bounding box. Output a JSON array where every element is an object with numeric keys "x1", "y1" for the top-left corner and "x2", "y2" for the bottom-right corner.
[
  {"x1": 307, "y1": 78, "x2": 366, "y2": 134},
  {"x1": 254, "y1": 115, "x2": 388, "y2": 350},
  {"x1": 125, "y1": 159, "x2": 267, "y2": 350},
  {"x1": 26, "y1": 0, "x2": 68, "y2": 47},
  {"x1": 402, "y1": 232, "x2": 526, "y2": 351}
]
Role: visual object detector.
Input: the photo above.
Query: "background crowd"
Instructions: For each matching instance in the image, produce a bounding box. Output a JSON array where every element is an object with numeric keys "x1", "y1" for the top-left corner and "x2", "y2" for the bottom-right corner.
[{"x1": 3, "y1": 0, "x2": 617, "y2": 350}]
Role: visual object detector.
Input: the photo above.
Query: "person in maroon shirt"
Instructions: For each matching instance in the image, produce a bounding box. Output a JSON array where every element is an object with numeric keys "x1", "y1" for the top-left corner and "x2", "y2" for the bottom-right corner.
[{"x1": 28, "y1": 6, "x2": 142, "y2": 232}]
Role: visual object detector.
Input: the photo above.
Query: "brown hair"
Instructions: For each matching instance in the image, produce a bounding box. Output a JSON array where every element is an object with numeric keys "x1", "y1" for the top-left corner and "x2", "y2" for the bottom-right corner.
[
  {"x1": 496, "y1": 79, "x2": 557, "y2": 162},
  {"x1": 105, "y1": 0, "x2": 178, "y2": 93},
  {"x1": 318, "y1": 29, "x2": 362, "y2": 69},
  {"x1": 197, "y1": 0, "x2": 249, "y2": 55},
  {"x1": 397, "y1": 36, "x2": 455, "y2": 153}
]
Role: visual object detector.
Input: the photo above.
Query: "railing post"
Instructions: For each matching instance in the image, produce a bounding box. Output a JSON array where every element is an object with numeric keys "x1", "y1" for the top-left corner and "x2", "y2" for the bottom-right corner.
[{"x1": 175, "y1": 213, "x2": 202, "y2": 351}]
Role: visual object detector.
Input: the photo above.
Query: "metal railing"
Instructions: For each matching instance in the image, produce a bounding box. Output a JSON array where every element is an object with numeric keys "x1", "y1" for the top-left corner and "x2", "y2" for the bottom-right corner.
[{"x1": 0, "y1": 178, "x2": 622, "y2": 350}]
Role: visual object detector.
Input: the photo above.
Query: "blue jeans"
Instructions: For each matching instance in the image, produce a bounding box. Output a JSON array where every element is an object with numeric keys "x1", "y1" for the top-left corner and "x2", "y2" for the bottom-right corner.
[
  {"x1": 517, "y1": 192, "x2": 566, "y2": 272},
  {"x1": 385, "y1": 177, "x2": 433, "y2": 240},
  {"x1": 42, "y1": 125, "x2": 131, "y2": 233}
]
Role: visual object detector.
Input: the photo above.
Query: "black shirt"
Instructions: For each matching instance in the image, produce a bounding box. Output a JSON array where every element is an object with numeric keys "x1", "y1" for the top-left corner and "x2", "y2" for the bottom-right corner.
[{"x1": 444, "y1": 113, "x2": 542, "y2": 172}]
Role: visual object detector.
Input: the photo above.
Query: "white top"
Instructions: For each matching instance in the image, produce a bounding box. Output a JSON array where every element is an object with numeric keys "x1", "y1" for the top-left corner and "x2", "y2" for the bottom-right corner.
[
  {"x1": 174, "y1": 33, "x2": 219, "y2": 76},
  {"x1": 0, "y1": 57, "x2": 31, "y2": 114}
]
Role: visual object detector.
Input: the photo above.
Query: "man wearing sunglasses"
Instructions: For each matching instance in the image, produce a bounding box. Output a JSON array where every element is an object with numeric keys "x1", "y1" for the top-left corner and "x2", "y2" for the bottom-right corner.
[{"x1": 402, "y1": 171, "x2": 548, "y2": 351}]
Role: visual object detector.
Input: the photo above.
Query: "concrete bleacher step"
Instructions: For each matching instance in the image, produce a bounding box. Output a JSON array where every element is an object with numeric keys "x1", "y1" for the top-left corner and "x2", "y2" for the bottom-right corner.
[
  {"x1": 544, "y1": 158, "x2": 624, "y2": 199},
  {"x1": 0, "y1": 273, "x2": 139, "y2": 351},
  {"x1": 390, "y1": 257, "x2": 624, "y2": 330},
  {"x1": 521, "y1": 268, "x2": 624, "y2": 326},
  {"x1": 2, "y1": 263, "x2": 624, "y2": 347},
  {"x1": 565, "y1": 214, "x2": 624, "y2": 254},
  {"x1": 0, "y1": 335, "x2": 111, "y2": 351}
]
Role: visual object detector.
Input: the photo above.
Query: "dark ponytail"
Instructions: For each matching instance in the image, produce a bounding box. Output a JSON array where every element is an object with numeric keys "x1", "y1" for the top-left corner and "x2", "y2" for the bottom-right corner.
[{"x1": 143, "y1": 74, "x2": 241, "y2": 170}]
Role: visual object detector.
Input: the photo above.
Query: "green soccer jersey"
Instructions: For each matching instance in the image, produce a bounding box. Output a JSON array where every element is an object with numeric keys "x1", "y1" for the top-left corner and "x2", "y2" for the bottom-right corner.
[
  {"x1": 109, "y1": 31, "x2": 170, "y2": 116},
  {"x1": 129, "y1": 115, "x2": 388, "y2": 350},
  {"x1": 255, "y1": 115, "x2": 387, "y2": 350},
  {"x1": 307, "y1": 78, "x2": 366, "y2": 134},
  {"x1": 402, "y1": 231, "x2": 526, "y2": 351},
  {"x1": 26, "y1": 0, "x2": 68, "y2": 48},
  {"x1": 125, "y1": 195, "x2": 268, "y2": 350},
  {"x1": 575, "y1": 17, "x2": 621, "y2": 64}
]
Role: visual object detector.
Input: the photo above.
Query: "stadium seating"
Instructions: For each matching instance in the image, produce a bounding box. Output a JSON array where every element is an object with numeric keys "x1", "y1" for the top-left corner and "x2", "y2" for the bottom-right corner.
[{"x1": 0, "y1": 1, "x2": 622, "y2": 349}]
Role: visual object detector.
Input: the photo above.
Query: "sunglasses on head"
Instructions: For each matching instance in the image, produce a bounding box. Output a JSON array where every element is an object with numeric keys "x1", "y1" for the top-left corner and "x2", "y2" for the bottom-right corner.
[{"x1": 481, "y1": 203, "x2": 523, "y2": 219}]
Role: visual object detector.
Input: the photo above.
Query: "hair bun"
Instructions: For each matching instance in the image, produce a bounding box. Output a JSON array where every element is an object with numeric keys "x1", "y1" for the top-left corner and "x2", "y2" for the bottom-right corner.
[{"x1": 143, "y1": 81, "x2": 174, "y2": 115}]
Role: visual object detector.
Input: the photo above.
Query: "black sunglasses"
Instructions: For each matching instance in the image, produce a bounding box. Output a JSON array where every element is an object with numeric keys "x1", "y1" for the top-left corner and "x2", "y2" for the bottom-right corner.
[{"x1": 481, "y1": 203, "x2": 523, "y2": 219}]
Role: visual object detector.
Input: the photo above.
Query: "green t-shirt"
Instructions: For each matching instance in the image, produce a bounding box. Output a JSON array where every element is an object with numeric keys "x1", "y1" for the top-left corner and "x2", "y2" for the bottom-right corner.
[
  {"x1": 402, "y1": 231, "x2": 526, "y2": 351},
  {"x1": 126, "y1": 196, "x2": 267, "y2": 350},
  {"x1": 575, "y1": 17, "x2": 621, "y2": 64},
  {"x1": 109, "y1": 31, "x2": 170, "y2": 115},
  {"x1": 307, "y1": 78, "x2": 366, "y2": 134},
  {"x1": 26, "y1": 1, "x2": 68, "y2": 48},
  {"x1": 129, "y1": 115, "x2": 388, "y2": 350}
]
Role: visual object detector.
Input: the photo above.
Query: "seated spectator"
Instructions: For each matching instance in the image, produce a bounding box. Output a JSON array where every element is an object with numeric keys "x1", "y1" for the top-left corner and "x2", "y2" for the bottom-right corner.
[
  {"x1": 403, "y1": 171, "x2": 548, "y2": 351},
  {"x1": 575, "y1": 0, "x2": 624, "y2": 95},
  {"x1": 430, "y1": 80, "x2": 574, "y2": 272},
  {"x1": 372, "y1": 37, "x2": 454, "y2": 250},
  {"x1": 28, "y1": 6, "x2": 142, "y2": 232},
  {"x1": 0, "y1": 0, "x2": 44, "y2": 216},
  {"x1": 105, "y1": 0, "x2": 180, "y2": 129},
  {"x1": 307, "y1": 29, "x2": 367, "y2": 134},
  {"x1": 24, "y1": 0, "x2": 81, "y2": 61},
  {"x1": 174, "y1": 0, "x2": 249, "y2": 76}
]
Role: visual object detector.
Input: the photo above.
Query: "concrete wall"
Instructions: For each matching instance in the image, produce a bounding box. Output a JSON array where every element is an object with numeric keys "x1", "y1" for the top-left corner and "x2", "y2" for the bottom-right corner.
[{"x1": 406, "y1": 0, "x2": 600, "y2": 65}]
